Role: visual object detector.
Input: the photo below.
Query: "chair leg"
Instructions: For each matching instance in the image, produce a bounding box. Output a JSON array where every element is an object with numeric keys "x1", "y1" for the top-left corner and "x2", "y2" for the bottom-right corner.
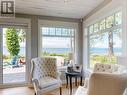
[
  {"x1": 66, "y1": 75, "x2": 68, "y2": 88},
  {"x1": 60, "y1": 87, "x2": 62, "y2": 95},
  {"x1": 34, "y1": 93, "x2": 36, "y2": 95}
]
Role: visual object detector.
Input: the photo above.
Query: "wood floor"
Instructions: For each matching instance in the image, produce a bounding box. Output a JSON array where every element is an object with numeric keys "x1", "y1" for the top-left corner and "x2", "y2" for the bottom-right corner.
[{"x1": 0, "y1": 85, "x2": 78, "y2": 95}]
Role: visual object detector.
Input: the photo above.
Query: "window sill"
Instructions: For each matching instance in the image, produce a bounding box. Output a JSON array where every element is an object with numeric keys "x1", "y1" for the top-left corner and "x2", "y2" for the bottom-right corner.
[
  {"x1": 85, "y1": 68, "x2": 93, "y2": 73},
  {"x1": 84, "y1": 68, "x2": 93, "y2": 77}
]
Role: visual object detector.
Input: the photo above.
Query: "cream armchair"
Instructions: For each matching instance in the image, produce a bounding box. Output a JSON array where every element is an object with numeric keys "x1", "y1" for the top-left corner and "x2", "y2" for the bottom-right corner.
[
  {"x1": 84, "y1": 63, "x2": 127, "y2": 88},
  {"x1": 31, "y1": 57, "x2": 62, "y2": 95},
  {"x1": 75, "y1": 73, "x2": 127, "y2": 95}
]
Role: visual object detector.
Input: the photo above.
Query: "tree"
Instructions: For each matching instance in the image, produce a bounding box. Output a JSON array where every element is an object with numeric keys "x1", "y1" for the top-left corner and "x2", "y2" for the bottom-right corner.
[
  {"x1": 6, "y1": 28, "x2": 20, "y2": 66},
  {"x1": 17, "y1": 29, "x2": 26, "y2": 42},
  {"x1": 108, "y1": 31, "x2": 114, "y2": 56}
]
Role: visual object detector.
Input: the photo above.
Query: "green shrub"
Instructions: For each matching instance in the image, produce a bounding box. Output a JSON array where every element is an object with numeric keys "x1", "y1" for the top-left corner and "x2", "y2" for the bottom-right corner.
[
  {"x1": 6, "y1": 28, "x2": 20, "y2": 56},
  {"x1": 90, "y1": 55, "x2": 117, "y2": 66}
]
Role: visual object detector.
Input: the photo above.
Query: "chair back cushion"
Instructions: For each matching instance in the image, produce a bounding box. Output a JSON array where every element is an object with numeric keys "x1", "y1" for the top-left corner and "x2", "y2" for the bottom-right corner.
[
  {"x1": 31, "y1": 57, "x2": 57, "y2": 80},
  {"x1": 93, "y1": 63, "x2": 127, "y2": 74},
  {"x1": 43, "y1": 57, "x2": 57, "y2": 78},
  {"x1": 93, "y1": 63, "x2": 112, "y2": 73}
]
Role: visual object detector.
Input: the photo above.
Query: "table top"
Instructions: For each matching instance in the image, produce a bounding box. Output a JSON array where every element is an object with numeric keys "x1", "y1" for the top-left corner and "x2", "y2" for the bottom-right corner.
[{"x1": 65, "y1": 71, "x2": 82, "y2": 77}]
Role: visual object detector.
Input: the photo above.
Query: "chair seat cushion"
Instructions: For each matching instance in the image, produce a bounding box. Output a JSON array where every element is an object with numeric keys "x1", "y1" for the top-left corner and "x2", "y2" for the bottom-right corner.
[
  {"x1": 39, "y1": 77, "x2": 60, "y2": 89},
  {"x1": 75, "y1": 86, "x2": 87, "y2": 95}
]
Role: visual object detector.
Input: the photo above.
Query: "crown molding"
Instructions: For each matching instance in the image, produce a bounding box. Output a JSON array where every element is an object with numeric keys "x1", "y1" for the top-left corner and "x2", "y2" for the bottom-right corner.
[{"x1": 83, "y1": 0, "x2": 112, "y2": 21}]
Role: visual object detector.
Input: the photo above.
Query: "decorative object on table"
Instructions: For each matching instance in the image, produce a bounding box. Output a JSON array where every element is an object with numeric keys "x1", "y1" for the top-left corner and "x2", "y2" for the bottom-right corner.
[
  {"x1": 68, "y1": 52, "x2": 74, "y2": 66},
  {"x1": 73, "y1": 64, "x2": 82, "y2": 73},
  {"x1": 67, "y1": 66, "x2": 73, "y2": 73},
  {"x1": 67, "y1": 52, "x2": 74, "y2": 73}
]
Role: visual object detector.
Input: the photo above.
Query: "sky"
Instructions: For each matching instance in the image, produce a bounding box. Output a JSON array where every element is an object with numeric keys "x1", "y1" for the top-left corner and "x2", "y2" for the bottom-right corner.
[
  {"x1": 42, "y1": 37, "x2": 72, "y2": 48},
  {"x1": 90, "y1": 31, "x2": 122, "y2": 48}
]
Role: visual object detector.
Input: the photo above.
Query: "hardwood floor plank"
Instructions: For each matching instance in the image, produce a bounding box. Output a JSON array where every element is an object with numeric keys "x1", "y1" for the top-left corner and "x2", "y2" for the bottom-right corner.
[{"x1": 0, "y1": 85, "x2": 79, "y2": 95}]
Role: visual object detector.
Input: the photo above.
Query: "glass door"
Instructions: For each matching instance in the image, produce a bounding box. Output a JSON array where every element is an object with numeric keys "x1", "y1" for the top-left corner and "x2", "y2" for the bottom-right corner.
[{"x1": 0, "y1": 26, "x2": 27, "y2": 84}]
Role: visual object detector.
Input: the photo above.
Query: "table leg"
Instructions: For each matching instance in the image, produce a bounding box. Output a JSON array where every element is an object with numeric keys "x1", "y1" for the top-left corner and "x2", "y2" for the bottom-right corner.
[
  {"x1": 75, "y1": 77, "x2": 77, "y2": 86},
  {"x1": 80, "y1": 76, "x2": 83, "y2": 86},
  {"x1": 69, "y1": 76, "x2": 72, "y2": 95},
  {"x1": 66, "y1": 75, "x2": 68, "y2": 88},
  {"x1": 60, "y1": 87, "x2": 62, "y2": 95}
]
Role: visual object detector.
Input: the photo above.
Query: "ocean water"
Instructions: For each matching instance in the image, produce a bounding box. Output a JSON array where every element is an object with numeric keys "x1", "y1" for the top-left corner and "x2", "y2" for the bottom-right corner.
[
  {"x1": 90, "y1": 48, "x2": 122, "y2": 55},
  {"x1": 3, "y1": 47, "x2": 71, "y2": 55},
  {"x1": 3, "y1": 47, "x2": 122, "y2": 55}
]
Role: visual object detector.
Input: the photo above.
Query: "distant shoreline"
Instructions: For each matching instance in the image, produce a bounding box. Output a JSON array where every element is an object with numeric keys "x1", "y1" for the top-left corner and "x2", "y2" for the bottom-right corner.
[{"x1": 3, "y1": 46, "x2": 122, "y2": 55}]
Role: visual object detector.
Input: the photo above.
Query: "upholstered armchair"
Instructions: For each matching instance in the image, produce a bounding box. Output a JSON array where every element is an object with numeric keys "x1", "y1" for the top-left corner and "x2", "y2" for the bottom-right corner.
[
  {"x1": 31, "y1": 57, "x2": 62, "y2": 95},
  {"x1": 84, "y1": 63, "x2": 127, "y2": 88},
  {"x1": 75, "y1": 73, "x2": 127, "y2": 95}
]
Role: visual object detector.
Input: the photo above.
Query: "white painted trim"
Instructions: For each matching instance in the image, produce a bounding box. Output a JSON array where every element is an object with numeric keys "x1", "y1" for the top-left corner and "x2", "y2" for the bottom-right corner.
[
  {"x1": 0, "y1": 27, "x2": 3, "y2": 84},
  {"x1": 0, "y1": 18, "x2": 30, "y2": 25},
  {"x1": 38, "y1": 20, "x2": 78, "y2": 29},
  {"x1": 83, "y1": 0, "x2": 112, "y2": 20},
  {"x1": 25, "y1": 26, "x2": 32, "y2": 84},
  {"x1": 83, "y1": 27, "x2": 89, "y2": 69},
  {"x1": 84, "y1": 7, "x2": 122, "y2": 27},
  {"x1": 38, "y1": 21, "x2": 42, "y2": 57},
  {"x1": 0, "y1": 18, "x2": 31, "y2": 88},
  {"x1": 121, "y1": 0, "x2": 127, "y2": 56}
]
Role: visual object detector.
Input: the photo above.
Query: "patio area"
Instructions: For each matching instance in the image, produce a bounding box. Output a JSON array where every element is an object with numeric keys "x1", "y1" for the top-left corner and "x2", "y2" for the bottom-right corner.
[{"x1": 3, "y1": 65, "x2": 26, "y2": 83}]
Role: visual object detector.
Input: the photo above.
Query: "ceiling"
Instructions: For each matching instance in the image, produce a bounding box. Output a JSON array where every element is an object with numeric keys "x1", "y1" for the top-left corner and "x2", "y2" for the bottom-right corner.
[{"x1": 15, "y1": 0, "x2": 105, "y2": 19}]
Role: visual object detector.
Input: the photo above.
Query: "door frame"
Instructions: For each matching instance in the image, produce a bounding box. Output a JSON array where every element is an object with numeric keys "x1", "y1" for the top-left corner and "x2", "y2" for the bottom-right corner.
[
  {"x1": 0, "y1": 18, "x2": 31, "y2": 88},
  {"x1": 0, "y1": 27, "x2": 3, "y2": 84}
]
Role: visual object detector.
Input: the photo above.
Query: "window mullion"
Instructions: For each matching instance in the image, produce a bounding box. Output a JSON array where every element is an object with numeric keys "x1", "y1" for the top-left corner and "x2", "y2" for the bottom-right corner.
[{"x1": 0, "y1": 27, "x2": 3, "y2": 84}]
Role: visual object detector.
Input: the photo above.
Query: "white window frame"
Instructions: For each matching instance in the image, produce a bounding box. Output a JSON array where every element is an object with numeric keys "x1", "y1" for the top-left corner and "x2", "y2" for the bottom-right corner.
[
  {"x1": 41, "y1": 27, "x2": 75, "y2": 53},
  {"x1": 85, "y1": 10, "x2": 122, "y2": 69},
  {"x1": 38, "y1": 20, "x2": 79, "y2": 69}
]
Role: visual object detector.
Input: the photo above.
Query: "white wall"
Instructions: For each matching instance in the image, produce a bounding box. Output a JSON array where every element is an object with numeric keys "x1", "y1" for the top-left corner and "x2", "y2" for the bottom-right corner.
[{"x1": 83, "y1": 0, "x2": 127, "y2": 68}]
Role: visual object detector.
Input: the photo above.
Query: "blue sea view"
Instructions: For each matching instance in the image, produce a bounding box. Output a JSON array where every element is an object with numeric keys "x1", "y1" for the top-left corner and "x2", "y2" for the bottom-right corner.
[
  {"x1": 3, "y1": 47, "x2": 71, "y2": 55},
  {"x1": 90, "y1": 48, "x2": 122, "y2": 55},
  {"x1": 3, "y1": 47, "x2": 122, "y2": 55}
]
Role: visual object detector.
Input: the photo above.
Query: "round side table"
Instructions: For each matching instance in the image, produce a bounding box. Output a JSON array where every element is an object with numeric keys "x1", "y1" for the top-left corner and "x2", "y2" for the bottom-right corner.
[{"x1": 65, "y1": 71, "x2": 83, "y2": 95}]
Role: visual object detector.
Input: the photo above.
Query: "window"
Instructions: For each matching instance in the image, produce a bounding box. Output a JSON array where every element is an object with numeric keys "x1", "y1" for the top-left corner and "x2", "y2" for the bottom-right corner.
[
  {"x1": 88, "y1": 11, "x2": 122, "y2": 68},
  {"x1": 100, "y1": 19, "x2": 105, "y2": 30},
  {"x1": 106, "y1": 15, "x2": 114, "y2": 28},
  {"x1": 41, "y1": 27, "x2": 75, "y2": 67}
]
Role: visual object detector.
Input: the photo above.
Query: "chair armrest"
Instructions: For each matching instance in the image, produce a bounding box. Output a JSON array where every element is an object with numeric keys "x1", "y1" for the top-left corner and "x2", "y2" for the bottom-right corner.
[
  {"x1": 84, "y1": 78, "x2": 89, "y2": 88},
  {"x1": 32, "y1": 79, "x2": 39, "y2": 87},
  {"x1": 56, "y1": 71, "x2": 61, "y2": 79},
  {"x1": 57, "y1": 71, "x2": 62, "y2": 86},
  {"x1": 87, "y1": 73, "x2": 127, "y2": 95},
  {"x1": 32, "y1": 79, "x2": 41, "y2": 92}
]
